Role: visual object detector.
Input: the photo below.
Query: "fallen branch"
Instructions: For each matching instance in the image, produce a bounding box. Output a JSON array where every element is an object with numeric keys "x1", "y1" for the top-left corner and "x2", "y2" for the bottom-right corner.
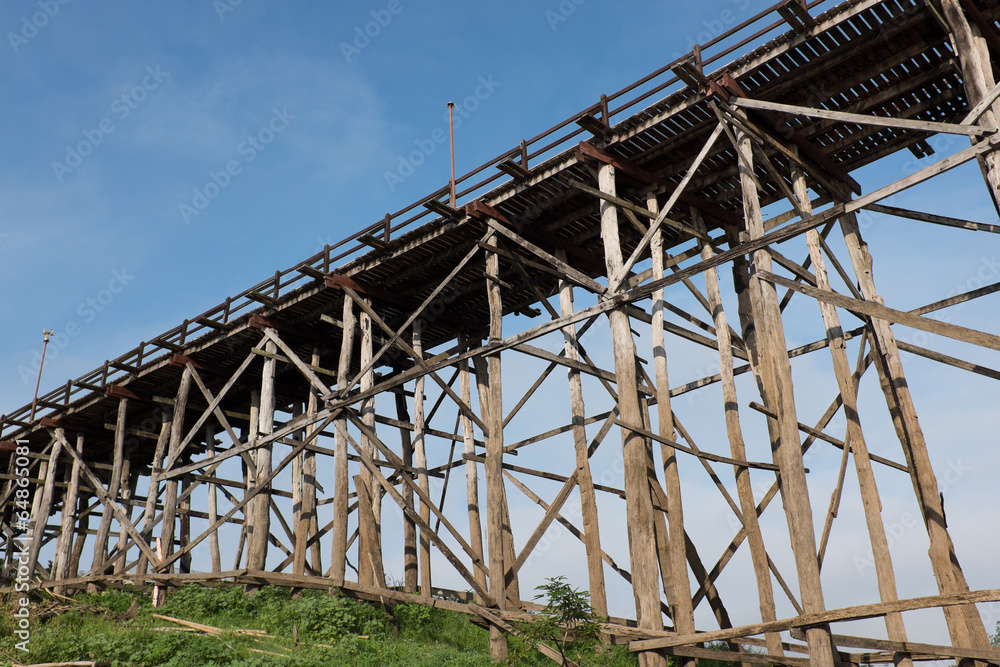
[{"x1": 151, "y1": 614, "x2": 266, "y2": 636}]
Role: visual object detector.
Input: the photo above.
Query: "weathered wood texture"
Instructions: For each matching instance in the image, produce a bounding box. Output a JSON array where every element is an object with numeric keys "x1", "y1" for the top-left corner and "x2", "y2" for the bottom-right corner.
[{"x1": 4, "y1": 2, "x2": 998, "y2": 665}]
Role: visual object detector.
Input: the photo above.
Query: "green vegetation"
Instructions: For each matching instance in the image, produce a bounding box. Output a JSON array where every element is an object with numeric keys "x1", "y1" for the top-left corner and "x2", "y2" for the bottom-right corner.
[
  {"x1": 511, "y1": 576, "x2": 608, "y2": 665},
  {"x1": 0, "y1": 585, "x2": 500, "y2": 666},
  {"x1": 0, "y1": 582, "x2": 850, "y2": 666}
]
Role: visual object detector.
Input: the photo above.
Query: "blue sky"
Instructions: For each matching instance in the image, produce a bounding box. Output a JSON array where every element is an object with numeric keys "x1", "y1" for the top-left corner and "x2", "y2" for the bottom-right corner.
[
  {"x1": 0, "y1": 0, "x2": 766, "y2": 403},
  {"x1": 2, "y1": 0, "x2": 999, "y2": 645}
]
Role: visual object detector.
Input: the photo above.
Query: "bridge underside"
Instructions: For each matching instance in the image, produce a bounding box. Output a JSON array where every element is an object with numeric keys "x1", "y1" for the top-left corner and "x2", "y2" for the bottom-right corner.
[{"x1": 4, "y1": 0, "x2": 1000, "y2": 664}]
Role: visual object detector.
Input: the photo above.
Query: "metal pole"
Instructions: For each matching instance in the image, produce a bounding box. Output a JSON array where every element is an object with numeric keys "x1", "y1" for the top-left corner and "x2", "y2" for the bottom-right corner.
[
  {"x1": 29, "y1": 329, "x2": 54, "y2": 423},
  {"x1": 448, "y1": 102, "x2": 456, "y2": 208}
]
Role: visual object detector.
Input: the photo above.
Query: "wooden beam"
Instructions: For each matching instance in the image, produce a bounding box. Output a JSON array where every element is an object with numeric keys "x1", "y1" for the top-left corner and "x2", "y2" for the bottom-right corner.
[
  {"x1": 692, "y1": 209, "x2": 785, "y2": 660},
  {"x1": 757, "y1": 271, "x2": 1000, "y2": 352},
  {"x1": 597, "y1": 162, "x2": 668, "y2": 667},
  {"x1": 630, "y1": 588, "x2": 1000, "y2": 651},
  {"x1": 732, "y1": 98, "x2": 990, "y2": 137},
  {"x1": 733, "y1": 124, "x2": 836, "y2": 667}
]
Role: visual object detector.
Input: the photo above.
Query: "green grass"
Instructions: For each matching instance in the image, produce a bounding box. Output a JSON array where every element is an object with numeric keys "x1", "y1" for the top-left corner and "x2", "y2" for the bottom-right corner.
[{"x1": 0, "y1": 584, "x2": 641, "y2": 666}]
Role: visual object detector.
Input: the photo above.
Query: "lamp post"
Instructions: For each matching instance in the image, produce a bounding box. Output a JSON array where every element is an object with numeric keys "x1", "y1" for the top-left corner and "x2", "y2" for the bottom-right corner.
[{"x1": 29, "y1": 329, "x2": 54, "y2": 423}]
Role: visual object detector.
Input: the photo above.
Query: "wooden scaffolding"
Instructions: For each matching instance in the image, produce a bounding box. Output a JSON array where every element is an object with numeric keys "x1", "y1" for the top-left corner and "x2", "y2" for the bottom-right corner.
[{"x1": 3, "y1": 0, "x2": 1000, "y2": 664}]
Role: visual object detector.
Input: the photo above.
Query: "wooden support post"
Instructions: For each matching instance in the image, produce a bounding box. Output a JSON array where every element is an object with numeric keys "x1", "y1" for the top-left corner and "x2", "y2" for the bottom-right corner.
[
  {"x1": 839, "y1": 208, "x2": 993, "y2": 656},
  {"x1": 396, "y1": 391, "x2": 419, "y2": 593},
  {"x1": 159, "y1": 369, "x2": 193, "y2": 578},
  {"x1": 460, "y1": 333, "x2": 487, "y2": 599},
  {"x1": 331, "y1": 296, "x2": 355, "y2": 587},
  {"x1": 295, "y1": 350, "x2": 321, "y2": 577},
  {"x1": 179, "y1": 474, "x2": 192, "y2": 574},
  {"x1": 555, "y1": 249, "x2": 608, "y2": 618},
  {"x1": 247, "y1": 338, "x2": 276, "y2": 582},
  {"x1": 138, "y1": 408, "x2": 172, "y2": 577},
  {"x1": 484, "y1": 232, "x2": 510, "y2": 661},
  {"x1": 734, "y1": 125, "x2": 836, "y2": 667},
  {"x1": 114, "y1": 449, "x2": 137, "y2": 578},
  {"x1": 306, "y1": 349, "x2": 322, "y2": 575},
  {"x1": 292, "y1": 400, "x2": 305, "y2": 578},
  {"x1": 413, "y1": 323, "x2": 432, "y2": 599},
  {"x1": 357, "y1": 303, "x2": 383, "y2": 587},
  {"x1": 26, "y1": 432, "x2": 61, "y2": 578},
  {"x1": 693, "y1": 208, "x2": 784, "y2": 659},
  {"x1": 597, "y1": 163, "x2": 667, "y2": 667},
  {"x1": 206, "y1": 424, "x2": 221, "y2": 573},
  {"x1": 68, "y1": 493, "x2": 91, "y2": 579},
  {"x1": 647, "y1": 195, "x2": 695, "y2": 655},
  {"x1": 91, "y1": 397, "x2": 128, "y2": 589},
  {"x1": 941, "y1": 0, "x2": 1000, "y2": 214},
  {"x1": 53, "y1": 433, "x2": 83, "y2": 595},
  {"x1": 353, "y1": 474, "x2": 387, "y2": 589},
  {"x1": 792, "y1": 165, "x2": 912, "y2": 666}
]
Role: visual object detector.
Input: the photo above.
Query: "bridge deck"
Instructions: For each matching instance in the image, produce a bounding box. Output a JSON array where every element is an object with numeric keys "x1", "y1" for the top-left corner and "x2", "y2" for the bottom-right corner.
[{"x1": 4, "y1": 0, "x2": 989, "y2": 456}]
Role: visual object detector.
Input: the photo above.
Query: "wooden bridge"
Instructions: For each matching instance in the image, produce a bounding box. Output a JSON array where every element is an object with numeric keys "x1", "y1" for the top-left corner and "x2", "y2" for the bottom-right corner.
[{"x1": 3, "y1": 0, "x2": 1000, "y2": 664}]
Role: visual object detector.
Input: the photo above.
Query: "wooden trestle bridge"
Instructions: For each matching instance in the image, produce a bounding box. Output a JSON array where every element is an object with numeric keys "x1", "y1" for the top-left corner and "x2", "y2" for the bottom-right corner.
[{"x1": 3, "y1": 0, "x2": 1000, "y2": 664}]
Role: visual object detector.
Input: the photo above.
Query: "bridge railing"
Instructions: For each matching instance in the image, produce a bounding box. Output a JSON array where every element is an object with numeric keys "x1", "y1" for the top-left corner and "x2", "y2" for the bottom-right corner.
[{"x1": 2, "y1": 0, "x2": 844, "y2": 437}]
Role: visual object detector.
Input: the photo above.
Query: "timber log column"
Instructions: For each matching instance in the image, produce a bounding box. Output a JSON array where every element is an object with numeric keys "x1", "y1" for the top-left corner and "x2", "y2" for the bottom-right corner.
[
  {"x1": 597, "y1": 163, "x2": 667, "y2": 667},
  {"x1": 735, "y1": 127, "x2": 837, "y2": 667},
  {"x1": 246, "y1": 337, "x2": 276, "y2": 583},
  {"x1": 941, "y1": 0, "x2": 1000, "y2": 215}
]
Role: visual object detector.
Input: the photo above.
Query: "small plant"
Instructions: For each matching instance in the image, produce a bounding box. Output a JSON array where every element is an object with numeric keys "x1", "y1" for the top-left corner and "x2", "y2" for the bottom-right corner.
[
  {"x1": 513, "y1": 576, "x2": 604, "y2": 665},
  {"x1": 992, "y1": 621, "x2": 999, "y2": 647}
]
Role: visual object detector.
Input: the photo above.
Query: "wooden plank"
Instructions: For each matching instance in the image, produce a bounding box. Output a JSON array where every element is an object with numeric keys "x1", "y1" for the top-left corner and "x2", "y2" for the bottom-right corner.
[
  {"x1": 53, "y1": 429, "x2": 160, "y2": 568},
  {"x1": 459, "y1": 334, "x2": 487, "y2": 599},
  {"x1": 353, "y1": 474, "x2": 387, "y2": 589},
  {"x1": 345, "y1": 415, "x2": 494, "y2": 605},
  {"x1": 157, "y1": 367, "x2": 193, "y2": 574},
  {"x1": 896, "y1": 340, "x2": 1000, "y2": 381},
  {"x1": 53, "y1": 433, "x2": 84, "y2": 594},
  {"x1": 962, "y1": 78, "x2": 1000, "y2": 124},
  {"x1": 483, "y1": 233, "x2": 510, "y2": 661},
  {"x1": 758, "y1": 271, "x2": 1000, "y2": 352},
  {"x1": 412, "y1": 324, "x2": 432, "y2": 599},
  {"x1": 345, "y1": 412, "x2": 491, "y2": 583},
  {"x1": 162, "y1": 349, "x2": 258, "y2": 473},
  {"x1": 692, "y1": 210, "x2": 784, "y2": 659},
  {"x1": 645, "y1": 202, "x2": 696, "y2": 665},
  {"x1": 556, "y1": 250, "x2": 607, "y2": 617},
  {"x1": 838, "y1": 206, "x2": 993, "y2": 653},
  {"x1": 331, "y1": 296, "x2": 355, "y2": 587},
  {"x1": 613, "y1": 124, "x2": 723, "y2": 290},
  {"x1": 395, "y1": 392, "x2": 418, "y2": 594},
  {"x1": 630, "y1": 588, "x2": 1000, "y2": 651},
  {"x1": 205, "y1": 425, "x2": 221, "y2": 573},
  {"x1": 342, "y1": 286, "x2": 491, "y2": 436},
  {"x1": 156, "y1": 414, "x2": 338, "y2": 574},
  {"x1": 789, "y1": 628, "x2": 1000, "y2": 663},
  {"x1": 485, "y1": 217, "x2": 607, "y2": 296},
  {"x1": 341, "y1": 233, "x2": 488, "y2": 395},
  {"x1": 732, "y1": 97, "x2": 989, "y2": 136},
  {"x1": 864, "y1": 203, "x2": 1000, "y2": 235},
  {"x1": 793, "y1": 165, "x2": 911, "y2": 664},
  {"x1": 245, "y1": 337, "x2": 276, "y2": 584},
  {"x1": 137, "y1": 410, "x2": 172, "y2": 577},
  {"x1": 734, "y1": 125, "x2": 836, "y2": 667},
  {"x1": 597, "y1": 163, "x2": 667, "y2": 667},
  {"x1": 356, "y1": 302, "x2": 380, "y2": 588},
  {"x1": 90, "y1": 398, "x2": 128, "y2": 584}
]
